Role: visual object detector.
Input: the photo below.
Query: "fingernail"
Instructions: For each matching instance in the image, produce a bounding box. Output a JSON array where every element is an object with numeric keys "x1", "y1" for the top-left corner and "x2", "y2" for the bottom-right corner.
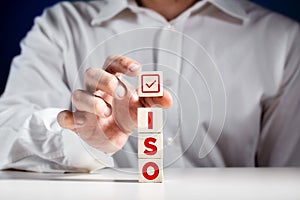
[
  {"x1": 104, "y1": 106, "x2": 112, "y2": 117},
  {"x1": 116, "y1": 84, "x2": 126, "y2": 98},
  {"x1": 129, "y1": 63, "x2": 140, "y2": 72}
]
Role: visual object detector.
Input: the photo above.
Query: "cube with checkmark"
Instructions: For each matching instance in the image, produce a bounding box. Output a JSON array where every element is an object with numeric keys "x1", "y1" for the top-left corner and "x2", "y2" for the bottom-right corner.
[{"x1": 138, "y1": 71, "x2": 163, "y2": 97}]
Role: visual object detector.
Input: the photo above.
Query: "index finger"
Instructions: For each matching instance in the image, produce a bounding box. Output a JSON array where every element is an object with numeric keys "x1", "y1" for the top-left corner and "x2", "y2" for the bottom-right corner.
[{"x1": 104, "y1": 55, "x2": 141, "y2": 77}]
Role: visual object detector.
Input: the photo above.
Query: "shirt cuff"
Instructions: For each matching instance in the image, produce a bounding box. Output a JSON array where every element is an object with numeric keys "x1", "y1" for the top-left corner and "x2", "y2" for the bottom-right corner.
[{"x1": 61, "y1": 129, "x2": 114, "y2": 172}]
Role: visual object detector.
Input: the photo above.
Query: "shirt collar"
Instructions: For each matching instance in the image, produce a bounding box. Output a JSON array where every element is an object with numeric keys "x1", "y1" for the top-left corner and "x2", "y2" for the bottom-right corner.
[
  {"x1": 208, "y1": 0, "x2": 248, "y2": 21},
  {"x1": 91, "y1": 0, "x2": 129, "y2": 26},
  {"x1": 91, "y1": 0, "x2": 248, "y2": 26}
]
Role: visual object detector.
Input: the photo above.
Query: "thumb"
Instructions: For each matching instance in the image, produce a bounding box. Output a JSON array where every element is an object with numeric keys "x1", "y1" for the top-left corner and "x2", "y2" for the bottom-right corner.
[
  {"x1": 142, "y1": 89, "x2": 173, "y2": 108},
  {"x1": 57, "y1": 110, "x2": 76, "y2": 131}
]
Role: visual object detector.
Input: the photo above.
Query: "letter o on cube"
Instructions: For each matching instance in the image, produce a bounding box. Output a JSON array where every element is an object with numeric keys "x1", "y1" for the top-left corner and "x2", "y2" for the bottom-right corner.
[{"x1": 142, "y1": 162, "x2": 159, "y2": 180}]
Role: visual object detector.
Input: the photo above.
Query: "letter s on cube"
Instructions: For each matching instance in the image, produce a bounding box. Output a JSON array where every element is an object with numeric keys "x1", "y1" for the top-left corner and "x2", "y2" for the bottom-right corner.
[{"x1": 138, "y1": 133, "x2": 163, "y2": 159}]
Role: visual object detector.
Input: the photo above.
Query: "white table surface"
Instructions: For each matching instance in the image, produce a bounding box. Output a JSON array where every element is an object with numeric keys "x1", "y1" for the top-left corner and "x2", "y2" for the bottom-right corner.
[{"x1": 0, "y1": 168, "x2": 299, "y2": 200}]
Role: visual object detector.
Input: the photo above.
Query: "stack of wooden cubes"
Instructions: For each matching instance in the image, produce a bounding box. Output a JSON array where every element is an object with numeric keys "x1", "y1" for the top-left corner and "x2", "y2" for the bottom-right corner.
[{"x1": 138, "y1": 71, "x2": 163, "y2": 183}]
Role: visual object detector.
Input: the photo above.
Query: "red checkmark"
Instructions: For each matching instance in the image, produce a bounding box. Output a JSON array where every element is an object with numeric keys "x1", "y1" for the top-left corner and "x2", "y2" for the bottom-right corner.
[
  {"x1": 141, "y1": 74, "x2": 160, "y2": 93},
  {"x1": 146, "y1": 80, "x2": 156, "y2": 88}
]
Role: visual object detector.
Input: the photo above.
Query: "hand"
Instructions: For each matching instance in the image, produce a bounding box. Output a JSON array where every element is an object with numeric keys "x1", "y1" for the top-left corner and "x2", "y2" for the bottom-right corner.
[{"x1": 57, "y1": 55, "x2": 172, "y2": 153}]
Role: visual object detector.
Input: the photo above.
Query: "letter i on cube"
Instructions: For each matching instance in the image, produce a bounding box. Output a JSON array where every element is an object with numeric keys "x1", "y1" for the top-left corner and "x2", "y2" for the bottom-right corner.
[{"x1": 137, "y1": 71, "x2": 164, "y2": 183}]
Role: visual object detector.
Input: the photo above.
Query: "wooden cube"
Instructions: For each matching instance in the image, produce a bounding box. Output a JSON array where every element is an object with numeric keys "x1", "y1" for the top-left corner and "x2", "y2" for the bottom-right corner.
[
  {"x1": 138, "y1": 71, "x2": 163, "y2": 97},
  {"x1": 138, "y1": 133, "x2": 163, "y2": 159},
  {"x1": 138, "y1": 158, "x2": 163, "y2": 183},
  {"x1": 138, "y1": 107, "x2": 163, "y2": 133}
]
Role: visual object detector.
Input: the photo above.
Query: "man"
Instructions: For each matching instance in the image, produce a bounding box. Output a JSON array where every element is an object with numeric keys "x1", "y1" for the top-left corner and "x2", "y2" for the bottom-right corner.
[{"x1": 0, "y1": 0, "x2": 299, "y2": 172}]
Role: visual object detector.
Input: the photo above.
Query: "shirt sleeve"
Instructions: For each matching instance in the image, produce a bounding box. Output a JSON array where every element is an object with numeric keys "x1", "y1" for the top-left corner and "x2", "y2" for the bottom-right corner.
[
  {"x1": 0, "y1": 4, "x2": 113, "y2": 172},
  {"x1": 257, "y1": 23, "x2": 300, "y2": 166}
]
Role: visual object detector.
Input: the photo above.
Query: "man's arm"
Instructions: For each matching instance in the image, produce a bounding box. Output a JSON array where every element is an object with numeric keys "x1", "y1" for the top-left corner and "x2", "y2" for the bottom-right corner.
[
  {"x1": 0, "y1": 3, "x2": 173, "y2": 172},
  {"x1": 257, "y1": 23, "x2": 300, "y2": 166},
  {"x1": 0, "y1": 4, "x2": 113, "y2": 172}
]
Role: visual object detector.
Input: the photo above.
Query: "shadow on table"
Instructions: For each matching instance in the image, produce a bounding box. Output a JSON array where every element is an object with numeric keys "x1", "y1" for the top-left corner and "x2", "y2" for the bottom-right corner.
[{"x1": 0, "y1": 168, "x2": 138, "y2": 183}]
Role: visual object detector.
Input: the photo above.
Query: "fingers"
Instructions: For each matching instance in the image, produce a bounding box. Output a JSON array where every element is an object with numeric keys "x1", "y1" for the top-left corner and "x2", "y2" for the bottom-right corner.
[
  {"x1": 142, "y1": 89, "x2": 173, "y2": 109},
  {"x1": 57, "y1": 110, "x2": 130, "y2": 153},
  {"x1": 58, "y1": 88, "x2": 114, "y2": 131},
  {"x1": 72, "y1": 89, "x2": 112, "y2": 118},
  {"x1": 57, "y1": 110, "x2": 95, "y2": 132},
  {"x1": 104, "y1": 55, "x2": 141, "y2": 76},
  {"x1": 85, "y1": 55, "x2": 140, "y2": 99},
  {"x1": 84, "y1": 67, "x2": 127, "y2": 99},
  {"x1": 93, "y1": 90, "x2": 113, "y2": 105},
  {"x1": 101, "y1": 55, "x2": 172, "y2": 109}
]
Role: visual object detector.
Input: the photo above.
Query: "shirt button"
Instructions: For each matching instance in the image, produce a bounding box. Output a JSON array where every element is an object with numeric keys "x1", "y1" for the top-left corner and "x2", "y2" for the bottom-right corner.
[
  {"x1": 164, "y1": 79, "x2": 172, "y2": 87},
  {"x1": 166, "y1": 23, "x2": 175, "y2": 30},
  {"x1": 167, "y1": 137, "x2": 173, "y2": 145}
]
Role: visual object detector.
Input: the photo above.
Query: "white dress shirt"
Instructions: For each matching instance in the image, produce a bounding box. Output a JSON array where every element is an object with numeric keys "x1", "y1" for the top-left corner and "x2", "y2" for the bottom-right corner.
[{"x1": 0, "y1": 0, "x2": 299, "y2": 172}]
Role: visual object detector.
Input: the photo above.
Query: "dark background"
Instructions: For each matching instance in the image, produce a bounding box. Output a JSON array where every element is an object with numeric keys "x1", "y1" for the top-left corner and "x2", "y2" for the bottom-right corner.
[{"x1": 0, "y1": 0, "x2": 300, "y2": 95}]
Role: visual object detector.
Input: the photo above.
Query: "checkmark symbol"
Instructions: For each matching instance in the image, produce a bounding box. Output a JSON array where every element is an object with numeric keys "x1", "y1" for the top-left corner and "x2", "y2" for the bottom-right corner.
[
  {"x1": 139, "y1": 72, "x2": 162, "y2": 96},
  {"x1": 146, "y1": 80, "x2": 156, "y2": 88}
]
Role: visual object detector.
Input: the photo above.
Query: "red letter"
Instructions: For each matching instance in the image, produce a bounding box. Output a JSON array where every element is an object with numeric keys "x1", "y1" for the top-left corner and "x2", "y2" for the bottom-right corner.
[
  {"x1": 144, "y1": 137, "x2": 157, "y2": 155},
  {"x1": 142, "y1": 162, "x2": 159, "y2": 180},
  {"x1": 148, "y1": 112, "x2": 153, "y2": 129}
]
